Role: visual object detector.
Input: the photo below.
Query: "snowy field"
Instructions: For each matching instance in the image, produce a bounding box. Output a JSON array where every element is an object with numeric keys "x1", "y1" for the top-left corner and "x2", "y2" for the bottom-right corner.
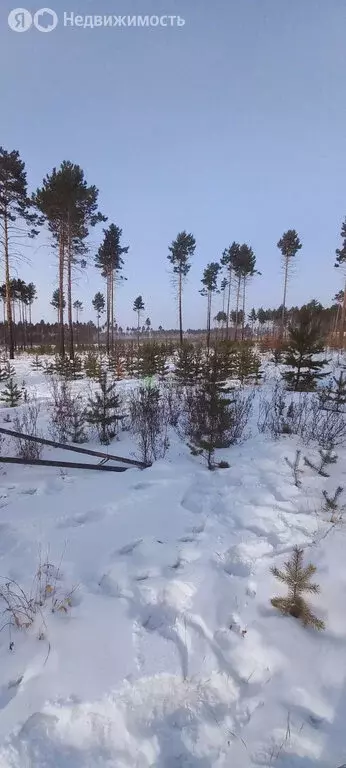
[{"x1": 0, "y1": 357, "x2": 345, "y2": 767}]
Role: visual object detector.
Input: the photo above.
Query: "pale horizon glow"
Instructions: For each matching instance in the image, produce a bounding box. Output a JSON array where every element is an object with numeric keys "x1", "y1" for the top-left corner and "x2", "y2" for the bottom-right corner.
[{"x1": 1, "y1": 0, "x2": 346, "y2": 327}]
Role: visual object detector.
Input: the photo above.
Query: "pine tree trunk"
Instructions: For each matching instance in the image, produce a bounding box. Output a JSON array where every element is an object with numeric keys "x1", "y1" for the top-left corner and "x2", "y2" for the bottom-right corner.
[
  {"x1": 333, "y1": 305, "x2": 340, "y2": 339},
  {"x1": 241, "y1": 276, "x2": 246, "y2": 341},
  {"x1": 339, "y1": 277, "x2": 346, "y2": 348},
  {"x1": 137, "y1": 311, "x2": 140, "y2": 347},
  {"x1": 67, "y1": 256, "x2": 74, "y2": 359},
  {"x1": 226, "y1": 270, "x2": 231, "y2": 340},
  {"x1": 281, "y1": 257, "x2": 289, "y2": 336},
  {"x1": 4, "y1": 214, "x2": 14, "y2": 359},
  {"x1": 58, "y1": 228, "x2": 65, "y2": 358},
  {"x1": 106, "y1": 273, "x2": 110, "y2": 356},
  {"x1": 12, "y1": 301, "x2": 16, "y2": 352},
  {"x1": 3, "y1": 301, "x2": 7, "y2": 352},
  {"x1": 97, "y1": 315, "x2": 100, "y2": 348},
  {"x1": 67, "y1": 223, "x2": 74, "y2": 360},
  {"x1": 294, "y1": 354, "x2": 303, "y2": 391},
  {"x1": 23, "y1": 303, "x2": 27, "y2": 350},
  {"x1": 206, "y1": 292, "x2": 212, "y2": 354},
  {"x1": 29, "y1": 304, "x2": 33, "y2": 348},
  {"x1": 234, "y1": 276, "x2": 241, "y2": 342},
  {"x1": 111, "y1": 268, "x2": 114, "y2": 351},
  {"x1": 17, "y1": 301, "x2": 22, "y2": 349},
  {"x1": 178, "y1": 272, "x2": 183, "y2": 347}
]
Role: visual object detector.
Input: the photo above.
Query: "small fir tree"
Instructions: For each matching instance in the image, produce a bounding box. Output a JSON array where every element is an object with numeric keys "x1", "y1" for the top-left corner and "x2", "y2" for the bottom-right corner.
[
  {"x1": 174, "y1": 343, "x2": 199, "y2": 386},
  {"x1": 0, "y1": 361, "x2": 15, "y2": 382},
  {"x1": 138, "y1": 343, "x2": 158, "y2": 378},
  {"x1": 53, "y1": 355, "x2": 71, "y2": 379},
  {"x1": 125, "y1": 343, "x2": 138, "y2": 378},
  {"x1": 69, "y1": 354, "x2": 84, "y2": 381},
  {"x1": 86, "y1": 372, "x2": 124, "y2": 444},
  {"x1": 322, "y1": 486, "x2": 344, "y2": 522},
  {"x1": 156, "y1": 344, "x2": 170, "y2": 381},
  {"x1": 54, "y1": 354, "x2": 84, "y2": 381},
  {"x1": 43, "y1": 359, "x2": 56, "y2": 376},
  {"x1": 184, "y1": 352, "x2": 237, "y2": 469},
  {"x1": 304, "y1": 448, "x2": 337, "y2": 478},
  {"x1": 319, "y1": 371, "x2": 346, "y2": 413},
  {"x1": 271, "y1": 547, "x2": 325, "y2": 630},
  {"x1": 0, "y1": 378, "x2": 22, "y2": 407},
  {"x1": 84, "y1": 351, "x2": 102, "y2": 381},
  {"x1": 31, "y1": 354, "x2": 43, "y2": 371},
  {"x1": 270, "y1": 340, "x2": 287, "y2": 366},
  {"x1": 282, "y1": 309, "x2": 329, "y2": 391},
  {"x1": 236, "y1": 345, "x2": 262, "y2": 385},
  {"x1": 216, "y1": 340, "x2": 238, "y2": 381}
]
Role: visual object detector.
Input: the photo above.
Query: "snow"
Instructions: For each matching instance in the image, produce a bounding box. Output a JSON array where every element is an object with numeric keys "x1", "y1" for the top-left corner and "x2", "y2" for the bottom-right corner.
[{"x1": 0, "y1": 357, "x2": 345, "y2": 766}]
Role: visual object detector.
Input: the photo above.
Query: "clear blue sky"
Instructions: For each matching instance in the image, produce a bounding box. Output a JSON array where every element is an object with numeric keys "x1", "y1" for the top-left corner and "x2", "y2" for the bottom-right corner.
[{"x1": 1, "y1": 0, "x2": 346, "y2": 327}]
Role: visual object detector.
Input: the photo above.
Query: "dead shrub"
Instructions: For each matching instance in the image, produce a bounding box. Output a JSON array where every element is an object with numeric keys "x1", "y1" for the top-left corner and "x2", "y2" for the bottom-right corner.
[{"x1": 13, "y1": 398, "x2": 42, "y2": 460}]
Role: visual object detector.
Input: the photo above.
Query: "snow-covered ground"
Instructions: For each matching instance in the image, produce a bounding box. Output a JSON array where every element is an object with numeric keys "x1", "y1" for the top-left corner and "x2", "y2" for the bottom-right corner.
[{"x1": 0, "y1": 357, "x2": 345, "y2": 767}]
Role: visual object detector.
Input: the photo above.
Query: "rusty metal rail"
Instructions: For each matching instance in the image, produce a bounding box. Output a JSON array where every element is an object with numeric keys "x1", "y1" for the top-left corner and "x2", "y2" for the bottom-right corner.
[
  {"x1": 0, "y1": 426, "x2": 150, "y2": 469},
  {"x1": 0, "y1": 457, "x2": 128, "y2": 472}
]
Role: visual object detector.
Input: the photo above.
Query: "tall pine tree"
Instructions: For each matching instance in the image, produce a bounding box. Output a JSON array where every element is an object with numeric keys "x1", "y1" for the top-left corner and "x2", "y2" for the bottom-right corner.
[
  {"x1": 92, "y1": 291, "x2": 105, "y2": 348},
  {"x1": 95, "y1": 224, "x2": 129, "y2": 354},
  {"x1": 239, "y1": 244, "x2": 259, "y2": 341},
  {"x1": 334, "y1": 218, "x2": 346, "y2": 347},
  {"x1": 133, "y1": 295, "x2": 145, "y2": 346},
  {"x1": 220, "y1": 243, "x2": 240, "y2": 340},
  {"x1": 277, "y1": 230, "x2": 302, "y2": 335},
  {"x1": 51, "y1": 288, "x2": 65, "y2": 323},
  {"x1": 167, "y1": 231, "x2": 196, "y2": 346},
  {"x1": 0, "y1": 147, "x2": 41, "y2": 358},
  {"x1": 34, "y1": 161, "x2": 106, "y2": 359},
  {"x1": 200, "y1": 262, "x2": 221, "y2": 353}
]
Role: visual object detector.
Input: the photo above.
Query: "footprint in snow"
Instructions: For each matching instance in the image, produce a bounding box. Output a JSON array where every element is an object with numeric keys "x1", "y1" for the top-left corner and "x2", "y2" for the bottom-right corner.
[
  {"x1": 178, "y1": 535, "x2": 196, "y2": 543},
  {"x1": 118, "y1": 539, "x2": 143, "y2": 555},
  {"x1": 0, "y1": 676, "x2": 23, "y2": 710},
  {"x1": 20, "y1": 488, "x2": 37, "y2": 496},
  {"x1": 246, "y1": 582, "x2": 257, "y2": 598},
  {"x1": 0, "y1": 523, "x2": 18, "y2": 556},
  {"x1": 131, "y1": 482, "x2": 153, "y2": 491},
  {"x1": 57, "y1": 509, "x2": 105, "y2": 528},
  {"x1": 189, "y1": 523, "x2": 205, "y2": 535}
]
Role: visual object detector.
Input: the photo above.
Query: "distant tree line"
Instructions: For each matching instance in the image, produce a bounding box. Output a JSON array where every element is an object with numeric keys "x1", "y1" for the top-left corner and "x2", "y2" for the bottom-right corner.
[{"x1": 1, "y1": 144, "x2": 346, "y2": 358}]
